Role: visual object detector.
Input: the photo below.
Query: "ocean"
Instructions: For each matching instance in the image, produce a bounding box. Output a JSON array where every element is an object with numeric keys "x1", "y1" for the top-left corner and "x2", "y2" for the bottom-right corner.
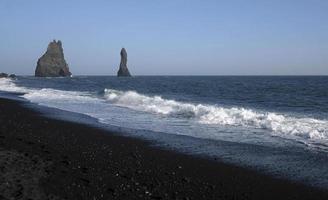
[{"x1": 1, "y1": 76, "x2": 328, "y2": 188}]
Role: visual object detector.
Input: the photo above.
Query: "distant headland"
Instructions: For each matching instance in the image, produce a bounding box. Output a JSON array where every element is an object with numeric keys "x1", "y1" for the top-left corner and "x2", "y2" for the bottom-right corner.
[{"x1": 0, "y1": 73, "x2": 16, "y2": 79}]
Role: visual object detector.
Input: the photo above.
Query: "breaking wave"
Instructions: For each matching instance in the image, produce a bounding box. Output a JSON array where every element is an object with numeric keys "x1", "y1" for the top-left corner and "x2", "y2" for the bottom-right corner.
[
  {"x1": 23, "y1": 88, "x2": 96, "y2": 102},
  {"x1": 104, "y1": 88, "x2": 328, "y2": 141},
  {"x1": 0, "y1": 78, "x2": 95, "y2": 103},
  {"x1": 0, "y1": 78, "x2": 30, "y2": 93},
  {"x1": 1, "y1": 78, "x2": 328, "y2": 144}
]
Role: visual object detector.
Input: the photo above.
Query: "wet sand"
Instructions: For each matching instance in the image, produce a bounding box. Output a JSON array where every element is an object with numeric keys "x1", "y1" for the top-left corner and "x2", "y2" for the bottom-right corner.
[{"x1": 0, "y1": 97, "x2": 327, "y2": 200}]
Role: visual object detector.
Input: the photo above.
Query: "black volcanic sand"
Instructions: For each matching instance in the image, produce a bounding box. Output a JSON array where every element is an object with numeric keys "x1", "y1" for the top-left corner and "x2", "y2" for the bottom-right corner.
[{"x1": 0, "y1": 98, "x2": 328, "y2": 200}]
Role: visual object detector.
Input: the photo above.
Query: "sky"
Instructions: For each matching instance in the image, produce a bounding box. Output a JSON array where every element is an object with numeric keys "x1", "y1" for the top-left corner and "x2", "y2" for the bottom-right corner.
[{"x1": 0, "y1": 0, "x2": 327, "y2": 75}]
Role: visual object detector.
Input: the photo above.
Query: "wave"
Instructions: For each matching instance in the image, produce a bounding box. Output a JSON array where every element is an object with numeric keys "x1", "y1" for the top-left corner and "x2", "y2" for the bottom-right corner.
[
  {"x1": 104, "y1": 88, "x2": 328, "y2": 141},
  {"x1": 0, "y1": 78, "x2": 95, "y2": 103},
  {"x1": 1, "y1": 78, "x2": 327, "y2": 143},
  {"x1": 23, "y1": 88, "x2": 96, "y2": 102},
  {"x1": 0, "y1": 78, "x2": 30, "y2": 93}
]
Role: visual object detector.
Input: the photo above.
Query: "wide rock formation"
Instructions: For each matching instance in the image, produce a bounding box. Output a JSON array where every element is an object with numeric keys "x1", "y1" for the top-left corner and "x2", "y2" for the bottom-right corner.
[
  {"x1": 0, "y1": 73, "x2": 16, "y2": 79},
  {"x1": 35, "y1": 40, "x2": 71, "y2": 77},
  {"x1": 117, "y1": 48, "x2": 131, "y2": 77},
  {"x1": 0, "y1": 73, "x2": 8, "y2": 78}
]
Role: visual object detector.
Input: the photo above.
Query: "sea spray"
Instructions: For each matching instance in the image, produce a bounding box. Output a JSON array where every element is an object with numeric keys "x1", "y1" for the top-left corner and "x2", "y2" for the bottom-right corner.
[{"x1": 104, "y1": 88, "x2": 328, "y2": 141}]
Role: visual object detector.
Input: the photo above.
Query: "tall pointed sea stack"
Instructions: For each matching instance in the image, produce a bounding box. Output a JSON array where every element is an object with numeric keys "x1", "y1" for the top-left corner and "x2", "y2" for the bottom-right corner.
[
  {"x1": 117, "y1": 48, "x2": 131, "y2": 77},
  {"x1": 35, "y1": 40, "x2": 72, "y2": 77}
]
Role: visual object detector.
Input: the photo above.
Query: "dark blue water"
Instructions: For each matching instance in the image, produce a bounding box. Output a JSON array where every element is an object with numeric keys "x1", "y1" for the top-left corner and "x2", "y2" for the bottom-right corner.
[{"x1": 1, "y1": 76, "x2": 328, "y2": 188}]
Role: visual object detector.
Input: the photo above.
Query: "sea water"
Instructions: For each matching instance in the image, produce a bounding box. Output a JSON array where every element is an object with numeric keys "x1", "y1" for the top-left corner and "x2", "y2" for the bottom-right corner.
[{"x1": 1, "y1": 76, "x2": 328, "y2": 188}]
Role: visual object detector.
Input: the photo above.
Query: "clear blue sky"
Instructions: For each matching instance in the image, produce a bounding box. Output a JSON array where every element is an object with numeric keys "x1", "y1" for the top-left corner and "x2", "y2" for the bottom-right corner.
[{"x1": 0, "y1": 0, "x2": 327, "y2": 75}]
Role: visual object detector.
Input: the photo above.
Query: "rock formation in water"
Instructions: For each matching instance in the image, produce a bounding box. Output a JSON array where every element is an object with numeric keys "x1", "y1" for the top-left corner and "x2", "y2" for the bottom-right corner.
[
  {"x1": 0, "y1": 73, "x2": 16, "y2": 79},
  {"x1": 35, "y1": 40, "x2": 72, "y2": 77},
  {"x1": 0, "y1": 73, "x2": 8, "y2": 78},
  {"x1": 117, "y1": 48, "x2": 131, "y2": 77},
  {"x1": 8, "y1": 74, "x2": 16, "y2": 78}
]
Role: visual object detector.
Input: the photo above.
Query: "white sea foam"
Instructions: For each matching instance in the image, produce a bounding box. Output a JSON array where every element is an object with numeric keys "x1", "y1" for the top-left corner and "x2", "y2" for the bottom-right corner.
[
  {"x1": 104, "y1": 88, "x2": 328, "y2": 141},
  {"x1": 23, "y1": 88, "x2": 96, "y2": 102},
  {"x1": 0, "y1": 78, "x2": 95, "y2": 102},
  {"x1": 0, "y1": 78, "x2": 30, "y2": 93}
]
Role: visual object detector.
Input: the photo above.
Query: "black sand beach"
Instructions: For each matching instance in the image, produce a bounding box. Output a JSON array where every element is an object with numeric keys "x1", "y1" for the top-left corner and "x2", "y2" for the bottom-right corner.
[{"x1": 0, "y1": 97, "x2": 328, "y2": 200}]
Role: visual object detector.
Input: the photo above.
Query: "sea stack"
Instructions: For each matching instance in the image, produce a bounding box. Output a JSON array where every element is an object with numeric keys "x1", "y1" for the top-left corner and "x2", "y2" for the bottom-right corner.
[
  {"x1": 117, "y1": 48, "x2": 131, "y2": 77},
  {"x1": 35, "y1": 40, "x2": 72, "y2": 77}
]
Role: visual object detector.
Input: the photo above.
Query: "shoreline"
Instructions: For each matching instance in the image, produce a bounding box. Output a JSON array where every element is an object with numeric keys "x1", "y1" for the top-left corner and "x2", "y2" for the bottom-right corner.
[{"x1": 1, "y1": 97, "x2": 328, "y2": 199}]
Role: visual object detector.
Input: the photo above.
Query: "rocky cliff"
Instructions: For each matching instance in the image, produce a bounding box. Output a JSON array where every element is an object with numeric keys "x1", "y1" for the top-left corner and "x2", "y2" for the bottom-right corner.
[
  {"x1": 117, "y1": 48, "x2": 131, "y2": 77},
  {"x1": 35, "y1": 40, "x2": 72, "y2": 77}
]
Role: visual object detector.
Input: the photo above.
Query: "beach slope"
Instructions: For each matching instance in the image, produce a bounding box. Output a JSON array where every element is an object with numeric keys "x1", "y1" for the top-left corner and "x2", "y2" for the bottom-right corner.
[{"x1": 0, "y1": 97, "x2": 327, "y2": 200}]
